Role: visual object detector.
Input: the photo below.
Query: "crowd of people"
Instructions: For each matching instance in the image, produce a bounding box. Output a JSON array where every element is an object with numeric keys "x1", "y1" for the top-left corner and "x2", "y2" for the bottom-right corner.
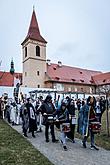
[{"x1": 0, "y1": 94, "x2": 107, "y2": 151}]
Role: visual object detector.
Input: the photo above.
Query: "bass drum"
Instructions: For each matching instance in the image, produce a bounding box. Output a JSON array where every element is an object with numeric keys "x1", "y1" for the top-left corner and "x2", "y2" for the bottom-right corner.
[
  {"x1": 89, "y1": 122, "x2": 101, "y2": 133},
  {"x1": 61, "y1": 123, "x2": 70, "y2": 133}
]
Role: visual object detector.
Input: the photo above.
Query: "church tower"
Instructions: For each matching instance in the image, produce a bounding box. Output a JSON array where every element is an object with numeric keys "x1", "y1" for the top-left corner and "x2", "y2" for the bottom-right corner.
[{"x1": 21, "y1": 9, "x2": 47, "y2": 88}]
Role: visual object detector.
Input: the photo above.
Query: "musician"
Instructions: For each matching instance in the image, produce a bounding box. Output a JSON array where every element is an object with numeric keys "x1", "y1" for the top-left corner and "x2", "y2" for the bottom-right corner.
[
  {"x1": 78, "y1": 96, "x2": 99, "y2": 150},
  {"x1": 66, "y1": 98, "x2": 76, "y2": 143},
  {"x1": 10, "y1": 102, "x2": 18, "y2": 125},
  {"x1": 99, "y1": 97, "x2": 106, "y2": 122},
  {"x1": 0, "y1": 98, "x2": 4, "y2": 119},
  {"x1": 76, "y1": 98, "x2": 81, "y2": 111},
  {"x1": 96, "y1": 98, "x2": 101, "y2": 122},
  {"x1": 0, "y1": 98, "x2": 2, "y2": 119},
  {"x1": 20, "y1": 100, "x2": 29, "y2": 137},
  {"x1": 35, "y1": 96, "x2": 43, "y2": 132},
  {"x1": 57, "y1": 102, "x2": 70, "y2": 151},
  {"x1": 5, "y1": 103, "x2": 11, "y2": 123},
  {"x1": 39, "y1": 95, "x2": 58, "y2": 143},
  {"x1": 25, "y1": 98, "x2": 37, "y2": 138},
  {"x1": 2, "y1": 94, "x2": 8, "y2": 119},
  {"x1": 22, "y1": 106, "x2": 29, "y2": 137}
]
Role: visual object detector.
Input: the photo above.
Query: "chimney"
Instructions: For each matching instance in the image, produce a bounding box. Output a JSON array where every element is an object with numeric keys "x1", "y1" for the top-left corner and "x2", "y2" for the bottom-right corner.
[
  {"x1": 58, "y1": 61, "x2": 62, "y2": 67},
  {"x1": 46, "y1": 59, "x2": 51, "y2": 65}
]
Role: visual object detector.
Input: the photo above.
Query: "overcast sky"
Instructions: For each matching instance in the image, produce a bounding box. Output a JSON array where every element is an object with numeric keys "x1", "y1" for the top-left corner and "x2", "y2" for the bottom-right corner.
[{"x1": 0, "y1": 0, "x2": 110, "y2": 73}]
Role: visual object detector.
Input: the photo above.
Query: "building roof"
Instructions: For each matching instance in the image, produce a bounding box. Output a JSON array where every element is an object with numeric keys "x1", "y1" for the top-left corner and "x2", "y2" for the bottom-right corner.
[
  {"x1": 21, "y1": 9, "x2": 47, "y2": 45},
  {"x1": 0, "y1": 72, "x2": 22, "y2": 86},
  {"x1": 0, "y1": 67, "x2": 109, "y2": 87},
  {"x1": 92, "y1": 72, "x2": 110, "y2": 85},
  {"x1": 46, "y1": 63, "x2": 102, "y2": 85}
]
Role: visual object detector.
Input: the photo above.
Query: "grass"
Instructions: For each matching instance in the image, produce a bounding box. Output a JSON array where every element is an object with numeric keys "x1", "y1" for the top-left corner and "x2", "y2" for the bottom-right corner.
[
  {"x1": 75, "y1": 110, "x2": 110, "y2": 150},
  {"x1": 0, "y1": 120, "x2": 53, "y2": 165},
  {"x1": 0, "y1": 111, "x2": 110, "y2": 165},
  {"x1": 95, "y1": 110, "x2": 110, "y2": 150}
]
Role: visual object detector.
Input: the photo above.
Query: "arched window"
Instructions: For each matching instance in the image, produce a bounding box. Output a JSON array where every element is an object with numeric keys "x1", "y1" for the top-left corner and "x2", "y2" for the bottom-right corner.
[
  {"x1": 25, "y1": 72, "x2": 27, "y2": 76},
  {"x1": 37, "y1": 71, "x2": 40, "y2": 76},
  {"x1": 25, "y1": 47, "x2": 27, "y2": 58},
  {"x1": 38, "y1": 84, "x2": 40, "y2": 88},
  {"x1": 81, "y1": 88, "x2": 83, "y2": 92},
  {"x1": 36, "y1": 46, "x2": 40, "y2": 56}
]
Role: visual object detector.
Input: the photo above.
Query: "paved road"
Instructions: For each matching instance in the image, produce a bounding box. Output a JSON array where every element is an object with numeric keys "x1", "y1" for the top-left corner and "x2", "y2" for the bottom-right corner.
[{"x1": 12, "y1": 125, "x2": 110, "y2": 165}]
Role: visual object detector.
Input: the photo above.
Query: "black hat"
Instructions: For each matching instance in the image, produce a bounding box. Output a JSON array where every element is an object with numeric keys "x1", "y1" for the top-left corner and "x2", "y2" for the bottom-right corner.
[
  {"x1": 46, "y1": 95, "x2": 52, "y2": 100},
  {"x1": 39, "y1": 96, "x2": 43, "y2": 100},
  {"x1": 27, "y1": 98, "x2": 30, "y2": 102}
]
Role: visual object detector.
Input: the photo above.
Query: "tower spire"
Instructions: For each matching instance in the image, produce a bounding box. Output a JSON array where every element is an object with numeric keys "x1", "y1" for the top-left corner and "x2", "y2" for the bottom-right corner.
[
  {"x1": 33, "y1": 5, "x2": 35, "y2": 11},
  {"x1": 21, "y1": 9, "x2": 47, "y2": 45}
]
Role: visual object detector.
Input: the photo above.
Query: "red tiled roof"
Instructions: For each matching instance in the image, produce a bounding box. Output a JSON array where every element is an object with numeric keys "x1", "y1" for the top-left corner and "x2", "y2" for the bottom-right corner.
[
  {"x1": 46, "y1": 63, "x2": 102, "y2": 85},
  {"x1": 0, "y1": 67, "x2": 109, "y2": 87},
  {"x1": 92, "y1": 72, "x2": 110, "y2": 85},
  {"x1": 0, "y1": 72, "x2": 22, "y2": 86},
  {"x1": 21, "y1": 10, "x2": 47, "y2": 45}
]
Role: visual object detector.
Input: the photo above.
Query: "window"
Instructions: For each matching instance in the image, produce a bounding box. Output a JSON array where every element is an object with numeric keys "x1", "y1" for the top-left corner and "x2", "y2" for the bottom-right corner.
[
  {"x1": 80, "y1": 79, "x2": 84, "y2": 83},
  {"x1": 90, "y1": 87, "x2": 93, "y2": 94},
  {"x1": 38, "y1": 84, "x2": 40, "y2": 88},
  {"x1": 68, "y1": 87, "x2": 71, "y2": 92},
  {"x1": 81, "y1": 88, "x2": 83, "y2": 92},
  {"x1": 55, "y1": 76, "x2": 60, "y2": 80},
  {"x1": 25, "y1": 72, "x2": 27, "y2": 76},
  {"x1": 72, "y1": 78, "x2": 76, "y2": 82},
  {"x1": 36, "y1": 46, "x2": 40, "y2": 56},
  {"x1": 37, "y1": 71, "x2": 40, "y2": 76},
  {"x1": 56, "y1": 83, "x2": 64, "y2": 91},
  {"x1": 75, "y1": 87, "x2": 77, "y2": 92},
  {"x1": 25, "y1": 47, "x2": 27, "y2": 58}
]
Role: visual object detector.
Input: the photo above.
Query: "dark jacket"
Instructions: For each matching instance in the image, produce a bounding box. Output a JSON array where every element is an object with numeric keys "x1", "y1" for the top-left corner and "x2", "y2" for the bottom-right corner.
[
  {"x1": 40, "y1": 101, "x2": 56, "y2": 125},
  {"x1": 58, "y1": 106, "x2": 69, "y2": 123},
  {"x1": 25, "y1": 103, "x2": 37, "y2": 132},
  {"x1": 40, "y1": 102, "x2": 56, "y2": 115},
  {"x1": 67, "y1": 100, "x2": 75, "y2": 116},
  {"x1": 78, "y1": 104, "x2": 97, "y2": 136}
]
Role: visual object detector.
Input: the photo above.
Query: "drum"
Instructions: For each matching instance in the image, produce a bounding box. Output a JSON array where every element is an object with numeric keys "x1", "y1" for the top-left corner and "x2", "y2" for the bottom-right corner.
[
  {"x1": 89, "y1": 122, "x2": 101, "y2": 133},
  {"x1": 61, "y1": 123, "x2": 70, "y2": 133},
  {"x1": 72, "y1": 116, "x2": 77, "y2": 125},
  {"x1": 47, "y1": 115, "x2": 54, "y2": 123}
]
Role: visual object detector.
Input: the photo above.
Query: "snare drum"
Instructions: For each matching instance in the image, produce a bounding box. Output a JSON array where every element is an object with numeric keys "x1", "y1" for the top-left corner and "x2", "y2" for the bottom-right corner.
[
  {"x1": 72, "y1": 116, "x2": 77, "y2": 125},
  {"x1": 61, "y1": 123, "x2": 70, "y2": 133},
  {"x1": 47, "y1": 116, "x2": 54, "y2": 123},
  {"x1": 89, "y1": 122, "x2": 101, "y2": 133}
]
